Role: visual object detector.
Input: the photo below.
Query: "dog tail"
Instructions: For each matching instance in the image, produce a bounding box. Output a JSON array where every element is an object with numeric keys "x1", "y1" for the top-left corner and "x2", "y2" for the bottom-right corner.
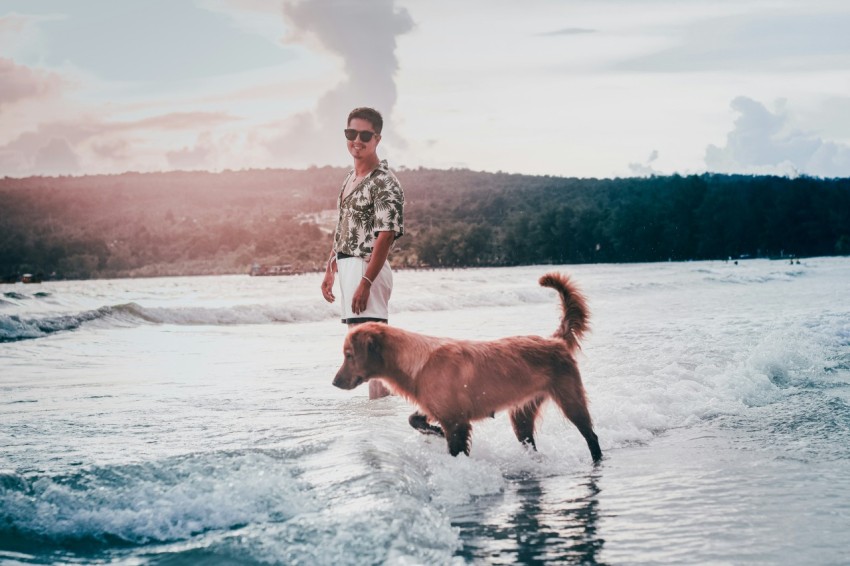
[{"x1": 539, "y1": 272, "x2": 589, "y2": 352}]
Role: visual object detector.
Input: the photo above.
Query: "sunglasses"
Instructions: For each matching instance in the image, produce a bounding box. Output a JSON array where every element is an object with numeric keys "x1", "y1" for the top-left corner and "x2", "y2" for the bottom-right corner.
[{"x1": 344, "y1": 129, "x2": 378, "y2": 142}]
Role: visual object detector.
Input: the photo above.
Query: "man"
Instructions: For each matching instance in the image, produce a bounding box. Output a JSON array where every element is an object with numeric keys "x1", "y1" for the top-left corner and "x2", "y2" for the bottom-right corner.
[{"x1": 321, "y1": 107, "x2": 404, "y2": 399}]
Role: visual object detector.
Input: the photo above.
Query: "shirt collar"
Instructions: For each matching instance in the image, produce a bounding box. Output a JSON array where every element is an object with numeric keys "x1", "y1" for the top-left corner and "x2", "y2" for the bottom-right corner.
[{"x1": 348, "y1": 159, "x2": 389, "y2": 178}]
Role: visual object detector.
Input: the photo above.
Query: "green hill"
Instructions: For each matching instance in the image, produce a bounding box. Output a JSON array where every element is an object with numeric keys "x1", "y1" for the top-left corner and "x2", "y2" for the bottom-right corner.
[{"x1": 1, "y1": 167, "x2": 848, "y2": 280}]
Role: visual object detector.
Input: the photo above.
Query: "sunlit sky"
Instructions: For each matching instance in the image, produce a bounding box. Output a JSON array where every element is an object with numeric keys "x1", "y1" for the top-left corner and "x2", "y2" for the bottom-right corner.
[{"x1": 2, "y1": 0, "x2": 850, "y2": 178}]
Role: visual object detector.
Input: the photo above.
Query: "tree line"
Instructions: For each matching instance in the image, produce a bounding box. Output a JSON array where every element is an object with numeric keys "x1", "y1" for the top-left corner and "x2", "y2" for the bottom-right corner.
[{"x1": 1, "y1": 167, "x2": 848, "y2": 280}]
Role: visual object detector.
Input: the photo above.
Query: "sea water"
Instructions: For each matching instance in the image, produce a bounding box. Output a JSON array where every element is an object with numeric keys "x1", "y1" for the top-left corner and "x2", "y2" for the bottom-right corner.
[{"x1": 1, "y1": 258, "x2": 849, "y2": 565}]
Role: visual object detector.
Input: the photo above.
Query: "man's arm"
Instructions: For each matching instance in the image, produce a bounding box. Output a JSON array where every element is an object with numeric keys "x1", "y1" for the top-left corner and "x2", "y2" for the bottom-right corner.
[
  {"x1": 350, "y1": 231, "x2": 395, "y2": 315},
  {"x1": 321, "y1": 247, "x2": 337, "y2": 303}
]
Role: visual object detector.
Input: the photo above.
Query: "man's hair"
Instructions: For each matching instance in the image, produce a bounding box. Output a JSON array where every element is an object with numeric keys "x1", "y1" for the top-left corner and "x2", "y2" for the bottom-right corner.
[{"x1": 347, "y1": 107, "x2": 383, "y2": 134}]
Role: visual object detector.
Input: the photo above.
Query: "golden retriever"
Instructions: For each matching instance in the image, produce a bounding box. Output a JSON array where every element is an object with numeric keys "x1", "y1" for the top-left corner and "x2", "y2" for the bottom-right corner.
[{"x1": 332, "y1": 272, "x2": 602, "y2": 462}]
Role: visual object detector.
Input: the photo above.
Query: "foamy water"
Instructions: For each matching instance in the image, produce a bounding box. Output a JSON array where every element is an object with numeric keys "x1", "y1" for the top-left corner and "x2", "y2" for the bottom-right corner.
[{"x1": 2, "y1": 258, "x2": 849, "y2": 564}]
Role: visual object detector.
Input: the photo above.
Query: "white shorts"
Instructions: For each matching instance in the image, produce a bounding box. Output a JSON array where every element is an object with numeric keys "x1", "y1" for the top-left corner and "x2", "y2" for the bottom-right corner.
[{"x1": 337, "y1": 255, "x2": 393, "y2": 324}]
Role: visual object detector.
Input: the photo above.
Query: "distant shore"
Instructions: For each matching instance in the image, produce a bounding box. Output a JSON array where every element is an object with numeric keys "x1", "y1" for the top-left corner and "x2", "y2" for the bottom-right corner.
[
  {"x1": 1, "y1": 253, "x2": 824, "y2": 285},
  {"x1": 3, "y1": 168, "x2": 848, "y2": 282}
]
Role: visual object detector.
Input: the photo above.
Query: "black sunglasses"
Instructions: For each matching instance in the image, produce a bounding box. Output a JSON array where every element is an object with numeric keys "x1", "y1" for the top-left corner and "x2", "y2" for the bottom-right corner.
[{"x1": 344, "y1": 128, "x2": 377, "y2": 142}]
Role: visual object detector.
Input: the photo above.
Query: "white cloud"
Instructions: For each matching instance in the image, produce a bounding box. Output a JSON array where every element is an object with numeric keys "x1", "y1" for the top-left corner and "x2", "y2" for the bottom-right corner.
[
  {"x1": 705, "y1": 96, "x2": 850, "y2": 178},
  {"x1": 628, "y1": 150, "x2": 660, "y2": 176},
  {"x1": 618, "y1": 9, "x2": 850, "y2": 73},
  {"x1": 0, "y1": 111, "x2": 246, "y2": 176},
  {"x1": 538, "y1": 27, "x2": 596, "y2": 36},
  {"x1": 33, "y1": 137, "x2": 80, "y2": 174},
  {"x1": 166, "y1": 132, "x2": 215, "y2": 170}
]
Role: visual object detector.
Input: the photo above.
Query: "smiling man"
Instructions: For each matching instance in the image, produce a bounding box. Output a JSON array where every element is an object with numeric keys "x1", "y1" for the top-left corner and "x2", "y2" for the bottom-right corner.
[{"x1": 321, "y1": 107, "x2": 404, "y2": 399}]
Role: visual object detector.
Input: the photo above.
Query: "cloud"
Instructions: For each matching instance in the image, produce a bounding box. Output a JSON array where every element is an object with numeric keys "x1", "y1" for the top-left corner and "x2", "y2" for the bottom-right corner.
[
  {"x1": 628, "y1": 149, "x2": 660, "y2": 176},
  {"x1": 705, "y1": 96, "x2": 850, "y2": 178},
  {"x1": 33, "y1": 137, "x2": 80, "y2": 175},
  {"x1": 6, "y1": 3, "x2": 296, "y2": 83},
  {"x1": 0, "y1": 111, "x2": 242, "y2": 176},
  {"x1": 538, "y1": 27, "x2": 596, "y2": 36},
  {"x1": 619, "y1": 10, "x2": 850, "y2": 73},
  {"x1": 0, "y1": 57, "x2": 63, "y2": 108},
  {"x1": 0, "y1": 12, "x2": 60, "y2": 62},
  {"x1": 91, "y1": 139, "x2": 130, "y2": 160},
  {"x1": 196, "y1": 0, "x2": 288, "y2": 44},
  {"x1": 271, "y1": 0, "x2": 414, "y2": 165},
  {"x1": 795, "y1": 96, "x2": 850, "y2": 141},
  {"x1": 0, "y1": 120, "x2": 107, "y2": 176},
  {"x1": 128, "y1": 112, "x2": 240, "y2": 131},
  {"x1": 166, "y1": 133, "x2": 215, "y2": 170}
]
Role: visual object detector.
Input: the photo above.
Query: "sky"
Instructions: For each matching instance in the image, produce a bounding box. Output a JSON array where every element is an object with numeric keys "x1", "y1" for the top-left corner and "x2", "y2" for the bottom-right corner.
[{"x1": 2, "y1": 0, "x2": 850, "y2": 179}]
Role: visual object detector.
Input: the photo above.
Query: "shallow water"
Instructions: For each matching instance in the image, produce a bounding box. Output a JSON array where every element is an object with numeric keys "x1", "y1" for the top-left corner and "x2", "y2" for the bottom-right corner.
[{"x1": 2, "y1": 258, "x2": 849, "y2": 564}]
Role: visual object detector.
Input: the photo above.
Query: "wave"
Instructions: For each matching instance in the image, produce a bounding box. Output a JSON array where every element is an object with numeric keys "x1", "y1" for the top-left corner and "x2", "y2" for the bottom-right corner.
[
  {"x1": 701, "y1": 268, "x2": 807, "y2": 285},
  {"x1": 0, "y1": 302, "x2": 336, "y2": 342},
  {"x1": 0, "y1": 285, "x2": 561, "y2": 342},
  {"x1": 2, "y1": 292, "x2": 27, "y2": 300},
  {"x1": 2, "y1": 290, "x2": 52, "y2": 299},
  {"x1": 0, "y1": 451, "x2": 311, "y2": 552},
  {"x1": 1, "y1": 291, "x2": 52, "y2": 309},
  {"x1": 0, "y1": 304, "x2": 138, "y2": 343},
  {"x1": 0, "y1": 445, "x2": 462, "y2": 565}
]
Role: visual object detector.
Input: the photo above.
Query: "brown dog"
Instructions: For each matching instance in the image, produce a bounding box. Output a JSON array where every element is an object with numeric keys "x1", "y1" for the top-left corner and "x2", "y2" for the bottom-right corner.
[{"x1": 332, "y1": 273, "x2": 602, "y2": 463}]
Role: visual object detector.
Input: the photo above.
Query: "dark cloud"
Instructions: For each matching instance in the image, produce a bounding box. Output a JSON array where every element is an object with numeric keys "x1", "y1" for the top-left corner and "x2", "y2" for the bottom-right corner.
[
  {"x1": 705, "y1": 96, "x2": 850, "y2": 178},
  {"x1": 273, "y1": 0, "x2": 414, "y2": 166}
]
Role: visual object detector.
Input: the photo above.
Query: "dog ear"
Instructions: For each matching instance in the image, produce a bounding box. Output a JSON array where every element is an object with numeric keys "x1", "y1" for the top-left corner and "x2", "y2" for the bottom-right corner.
[
  {"x1": 367, "y1": 331, "x2": 383, "y2": 364},
  {"x1": 360, "y1": 328, "x2": 384, "y2": 365},
  {"x1": 351, "y1": 325, "x2": 384, "y2": 367}
]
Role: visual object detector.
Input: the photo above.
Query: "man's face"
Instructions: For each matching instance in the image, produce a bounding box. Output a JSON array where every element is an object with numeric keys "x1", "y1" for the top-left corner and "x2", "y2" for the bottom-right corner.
[{"x1": 346, "y1": 117, "x2": 380, "y2": 160}]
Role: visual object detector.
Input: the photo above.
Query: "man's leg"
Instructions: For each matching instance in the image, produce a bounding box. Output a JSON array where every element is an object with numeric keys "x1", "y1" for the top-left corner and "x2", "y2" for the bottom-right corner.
[{"x1": 369, "y1": 379, "x2": 391, "y2": 399}]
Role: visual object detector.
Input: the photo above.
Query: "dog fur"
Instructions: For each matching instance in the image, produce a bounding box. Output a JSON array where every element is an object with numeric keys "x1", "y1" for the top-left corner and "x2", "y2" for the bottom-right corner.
[{"x1": 332, "y1": 272, "x2": 602, "y2": 462}]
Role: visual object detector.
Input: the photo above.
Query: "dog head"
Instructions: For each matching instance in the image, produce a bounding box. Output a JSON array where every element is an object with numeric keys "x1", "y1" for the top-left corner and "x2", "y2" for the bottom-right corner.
[{"x1": 332, "y1": 323, "x2": 385, "y2": 390}]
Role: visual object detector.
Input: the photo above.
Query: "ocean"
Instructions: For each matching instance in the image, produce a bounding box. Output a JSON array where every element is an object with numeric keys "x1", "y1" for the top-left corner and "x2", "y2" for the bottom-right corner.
[{"x1": 1, "y1": 258, "x2": 849, "y2": 565}]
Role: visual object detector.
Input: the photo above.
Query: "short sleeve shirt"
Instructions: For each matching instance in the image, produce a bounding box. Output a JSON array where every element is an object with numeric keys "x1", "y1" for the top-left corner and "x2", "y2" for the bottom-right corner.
[{"x1": 333, "y1": 159, "x2": 404, "y2": 258}]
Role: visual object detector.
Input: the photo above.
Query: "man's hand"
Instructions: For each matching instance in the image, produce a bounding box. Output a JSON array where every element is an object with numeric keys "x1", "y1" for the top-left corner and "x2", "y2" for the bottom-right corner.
[
  {"x1": 351, "y1": 279, "x2": 371, "y2": 314},
  {"x1": 321, "y1": 270, "x2": 336, "y2": 303}
]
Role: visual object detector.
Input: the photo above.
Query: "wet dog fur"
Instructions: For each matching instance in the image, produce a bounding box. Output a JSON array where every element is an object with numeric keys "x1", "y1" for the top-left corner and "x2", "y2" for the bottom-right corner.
[{"x1": 332, "y1": 273, "x2": 602, "y2": 462}]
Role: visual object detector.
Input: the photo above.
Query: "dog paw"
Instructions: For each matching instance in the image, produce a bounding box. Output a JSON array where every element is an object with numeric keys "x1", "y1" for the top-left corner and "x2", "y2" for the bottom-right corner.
[{"x1": 408, "y1": 412, "x2": 445, "y2": 437}]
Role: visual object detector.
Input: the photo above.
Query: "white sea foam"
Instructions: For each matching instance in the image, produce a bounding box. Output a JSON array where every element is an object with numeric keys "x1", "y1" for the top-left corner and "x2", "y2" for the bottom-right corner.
[
  {"x1": 0, "y1": 452, "x2": 312, "y2": 545},
  {"x1": 0, "y1": 278, "x2": 560, "y2": 341}
]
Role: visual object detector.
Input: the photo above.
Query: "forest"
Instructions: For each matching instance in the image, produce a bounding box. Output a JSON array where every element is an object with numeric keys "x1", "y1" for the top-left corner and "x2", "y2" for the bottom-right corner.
[{"x1": 1, "y1": 167, "x2": 849, "y2": 280}]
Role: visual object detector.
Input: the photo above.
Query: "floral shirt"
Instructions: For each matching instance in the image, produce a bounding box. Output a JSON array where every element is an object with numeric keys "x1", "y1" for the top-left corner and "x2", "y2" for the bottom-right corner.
[{"x1": 333, "y1": 159, "x2": 404, "y2": 258}]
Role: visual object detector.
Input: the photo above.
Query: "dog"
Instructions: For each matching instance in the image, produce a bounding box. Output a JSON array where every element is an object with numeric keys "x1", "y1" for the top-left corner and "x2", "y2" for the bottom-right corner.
[{"x1": 332, "y1": 273, "x2": 602, "y2": 463}]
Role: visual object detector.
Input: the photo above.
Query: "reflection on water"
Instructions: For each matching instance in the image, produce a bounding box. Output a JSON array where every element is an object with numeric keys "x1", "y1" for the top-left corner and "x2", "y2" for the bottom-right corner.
[{"x1": 454, "y1": 473, "x2": 605, "y2": 565}]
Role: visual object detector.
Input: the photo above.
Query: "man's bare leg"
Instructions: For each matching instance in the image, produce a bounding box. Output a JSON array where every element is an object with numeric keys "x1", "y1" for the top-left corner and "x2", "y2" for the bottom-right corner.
[{"x1": 369, "y1": 379, "x2": 391, "y2": 399}]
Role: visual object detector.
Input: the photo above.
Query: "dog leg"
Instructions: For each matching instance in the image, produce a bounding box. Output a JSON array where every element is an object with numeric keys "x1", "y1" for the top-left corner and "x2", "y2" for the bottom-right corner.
[
  {"x1": 409, "y1": 411, "x2": 444, "y2": 437},
  {"x1": 444, "y1": 422, "x2": 472, "y2": 456},
  {"x1": 552, "y1": 383, "x2": 603, "y2": 463},
  {"x1": 510, "y1": 396, "x2": 543, "y2": 450}
]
